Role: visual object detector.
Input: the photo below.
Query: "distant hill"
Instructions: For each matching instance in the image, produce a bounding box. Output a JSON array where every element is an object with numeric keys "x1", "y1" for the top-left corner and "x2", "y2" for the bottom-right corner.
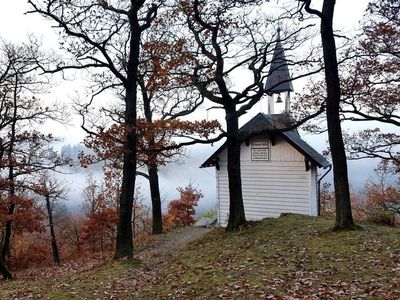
[{"x1": 60, "y1": 143, "x2": 89, "y2": 160}]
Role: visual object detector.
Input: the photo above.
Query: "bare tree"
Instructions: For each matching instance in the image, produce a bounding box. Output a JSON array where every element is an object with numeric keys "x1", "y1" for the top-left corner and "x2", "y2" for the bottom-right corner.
[
  {"x1": 28, "y1": 0, "x2": 162, "y2": 259},
  {"x1": 0, "y1": 41, "x2": 68, "y2": 262},
  {"x1": 296, "y1": 0, "x2": 399, "y2": 172},
  {"x1": 0, "y1": 139, "x2": 11, "y2": 279},
  {"x1": 341, "y1": 0, "x2": 399, "y2": 170},
  {"x1": 81, "y1": 174, "x2": 104, "y2": 215},
  {"x1": 31, "y1": 172, "x2": 68, "y2": 265},
  {"x1": 136, "y1": 15, "x2": 208, "y2": 234},
  {"x1": 298, "y1": 0, "x2": 356, "y2": 230},
  {"x1": 179, "y1": 0, "x2": 322, "y2": 230}
]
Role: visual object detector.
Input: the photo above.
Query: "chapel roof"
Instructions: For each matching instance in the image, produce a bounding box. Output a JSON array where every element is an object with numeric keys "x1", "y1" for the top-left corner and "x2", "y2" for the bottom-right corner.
[{"x1": 200, "y1": 113, "x2": 330, "y2": 169}]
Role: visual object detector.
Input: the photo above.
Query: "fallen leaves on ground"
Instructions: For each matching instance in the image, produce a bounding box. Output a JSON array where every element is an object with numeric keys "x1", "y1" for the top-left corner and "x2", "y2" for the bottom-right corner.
[{"x1": 0, "y1": 215, "x2": 399, "y2": 299}]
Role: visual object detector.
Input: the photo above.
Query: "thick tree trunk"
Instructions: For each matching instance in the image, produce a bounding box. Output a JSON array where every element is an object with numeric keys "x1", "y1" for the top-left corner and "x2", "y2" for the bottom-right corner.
[
  {"x1": 320, "y1": 0, "x2": 355, "y2": 230},
  {"x1": 114, "y1": 11, "x2": 141, "y2": 260},
  {"x1": 148, "y1": 164, "x2": 163, "y2": 234},
  {"x1": 45, "y1": 195, "x2": 60, "y2": 265},
  {"x1": 225, "y1": 109, "x2": 246, "y2": 231},
  {"x1": 114, "y1": 87, "x2": 137, "y2": 258},
  {"x1": 114, "y1": 99, "x2": 137, "y2": 259}
]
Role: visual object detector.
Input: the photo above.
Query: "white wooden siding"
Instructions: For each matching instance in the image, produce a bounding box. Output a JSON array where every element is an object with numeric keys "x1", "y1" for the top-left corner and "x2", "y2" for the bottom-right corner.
[{"x1": 217, "y1": 135, "x2": 315, "y2": 226}]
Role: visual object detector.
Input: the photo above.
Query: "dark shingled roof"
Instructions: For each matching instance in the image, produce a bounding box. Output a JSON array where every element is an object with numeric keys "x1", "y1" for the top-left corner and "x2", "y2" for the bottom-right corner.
[
  {"x1": 281, "y1": 131, "x2": 331, "y2": 169},
  {"x1": 239, "y1": 113, "x2": 292, "y2": 133},
  {"x1": 264, "y1": 30, "x2": 294, "y2": 94},
  {"x1": 200, "y1": 113, "x2": 330, "y2": 169}
]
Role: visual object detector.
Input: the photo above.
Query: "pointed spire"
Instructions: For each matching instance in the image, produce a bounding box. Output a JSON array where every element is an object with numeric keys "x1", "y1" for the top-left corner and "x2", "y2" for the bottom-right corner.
[
  {"x1": 264, "y1": 28, "x2": 294, "y2": 94},
  {"x1": 277, "y1": 26, "x2": 281, "y2": 40}
]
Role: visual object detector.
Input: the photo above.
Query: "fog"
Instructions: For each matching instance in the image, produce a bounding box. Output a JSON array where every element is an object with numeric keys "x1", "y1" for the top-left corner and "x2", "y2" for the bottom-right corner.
[
  {"x1": 1, "y1": 0, "x2": 383, "y2": 215},
  {"x1": 59, "y1": 133, "x2": 380, "y2": 216}
]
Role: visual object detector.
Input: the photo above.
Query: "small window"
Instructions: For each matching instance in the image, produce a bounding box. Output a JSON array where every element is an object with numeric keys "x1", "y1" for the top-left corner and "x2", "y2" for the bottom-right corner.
[{"x1": 251, "y1": 140, "x2": 270, "y2": 161}]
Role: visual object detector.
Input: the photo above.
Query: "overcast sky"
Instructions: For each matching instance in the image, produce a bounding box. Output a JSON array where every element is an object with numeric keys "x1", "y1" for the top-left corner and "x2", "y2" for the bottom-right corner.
[
  {"x1": 0, "y1": 0, "x2": 378, "y2": 211},
  {"x1": 0, "y1": 0, "x2": 370, "y2": 134}
]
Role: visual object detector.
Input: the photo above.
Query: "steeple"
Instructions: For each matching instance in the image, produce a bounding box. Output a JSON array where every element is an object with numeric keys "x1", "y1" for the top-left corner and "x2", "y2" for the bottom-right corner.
[{"x1": 265, "y1": 28, "x2": 294, "y2": 114}]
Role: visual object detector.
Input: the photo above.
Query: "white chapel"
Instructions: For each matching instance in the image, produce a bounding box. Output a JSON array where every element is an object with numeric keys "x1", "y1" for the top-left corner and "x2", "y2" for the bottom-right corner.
[{"x1": 201, "y1": 30, "x2": 330, "y2": 226}]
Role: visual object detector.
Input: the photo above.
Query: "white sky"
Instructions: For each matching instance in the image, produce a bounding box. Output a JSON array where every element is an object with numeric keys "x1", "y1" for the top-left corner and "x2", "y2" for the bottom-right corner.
[
  {"x1": 0, "y1": 0, "x2": 370, "y2": 134},
  {"x1": 0, "y1": 1, "x2": 377, "y2": 210},
  {"x1": 0, "y1": 1, "x2": 369, "y2": 38}
]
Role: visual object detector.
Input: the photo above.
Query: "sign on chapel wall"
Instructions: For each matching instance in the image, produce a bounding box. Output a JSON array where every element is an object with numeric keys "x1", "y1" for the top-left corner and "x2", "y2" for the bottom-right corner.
[{"x1": 251, "y1": 141, "x2": 270, "y2": 161}]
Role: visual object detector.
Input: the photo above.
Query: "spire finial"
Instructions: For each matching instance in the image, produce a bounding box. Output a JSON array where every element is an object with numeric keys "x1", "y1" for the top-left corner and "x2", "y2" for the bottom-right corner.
[{"x1": 277, "y1": 27, "x2": 281, "y2": 40}]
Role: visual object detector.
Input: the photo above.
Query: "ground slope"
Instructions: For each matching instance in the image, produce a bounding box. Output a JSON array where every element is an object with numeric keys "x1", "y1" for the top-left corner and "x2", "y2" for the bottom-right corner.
[{"x1": 1, "y1": 215, "x2": 399, "y2": 299}]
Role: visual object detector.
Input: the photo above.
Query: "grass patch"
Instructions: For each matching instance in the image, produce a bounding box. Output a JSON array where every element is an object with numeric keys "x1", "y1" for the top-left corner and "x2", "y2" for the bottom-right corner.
[
  {"x1": 1, "y1": 215, "x2": 399, "y2": 299},
  {"x1": 47, "y1": 260, "x2": 137, "y2": 299},
  {"x1": 136, "y1": 214, "x2": 400, "y2": 299},
  {"x1": 0, "y1": 259, "x2": 139, "y2": 299}
]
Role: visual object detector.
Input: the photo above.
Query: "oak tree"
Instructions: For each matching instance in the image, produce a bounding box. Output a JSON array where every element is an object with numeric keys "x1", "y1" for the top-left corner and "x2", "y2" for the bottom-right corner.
[
  {"x1": 341, "y1": 0, "x2": 399, "y2": 170},
  {"x1": 0, "y1": 41, "x2": 67, "y2": 274},
  {"x1": 31, "y1": 173, "x2": 68, "y2": 265},
  {"x1": 137, "y1": 17, "x2": 206, "y2": 234},
  {"x1": 297, "y1": 0, "x2": 399, "y2": 171},
  {"x1": 298, "y1": 0, "x2": 356, "y2": 230},
  {"x1": 28, "y1": 0, "x2": 162, "y2": 259},
  {"x1": 179, "y1": 0, "x2": 321, "y2": 230},
  {"x1": 78, "y1": 10, "x2": 215, "y2": 235}
]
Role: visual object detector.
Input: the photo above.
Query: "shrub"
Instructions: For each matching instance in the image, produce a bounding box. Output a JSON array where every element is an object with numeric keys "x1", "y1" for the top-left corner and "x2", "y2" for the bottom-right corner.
[
  {"x1": 10, "y1": 233, "x2": 51, "y2": 269},
  {"x1": 320, "y1": 182, "x2": 335, "y2": 216},
  {"x1": 366, "y1": 208, "x2": 396, "y2": 226},
  {"x1": 80, "y1": 207, "x2": 118, "y2": 253},
  {"x1": 164, "y1": 184, "x2": 203, "y2": 231}
]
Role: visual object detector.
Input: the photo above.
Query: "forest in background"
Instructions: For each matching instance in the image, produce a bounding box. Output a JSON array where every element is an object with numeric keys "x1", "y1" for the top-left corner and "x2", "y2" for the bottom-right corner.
[{"x1": 0, "y1": 0, "x2": 398, "y2": 285}]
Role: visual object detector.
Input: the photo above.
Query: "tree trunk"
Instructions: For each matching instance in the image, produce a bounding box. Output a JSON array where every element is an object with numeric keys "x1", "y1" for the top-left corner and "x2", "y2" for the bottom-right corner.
[
  {"x1": 45, "y1": 195, "x2": 60, "y2": 265},
  {"x1": 0, "y1": 256, "x2": 12, "y2": 280},
  {"x1": 75, "y1": 229, "x2": 80, "y2": 254},
  {"x1": 141, "y1": 68, "x2": 163, "y2": 235},
  {"x1": 0, "y1": 76, "x2": 18, "y2": 279},
  {"x1": 225, "y1": 109, "x2": 246, "y2": 231},
  {"x1": 148, "y1": 164, "x2": 163, "y2": 234},
  {"x1": 0, "y1": 127, "x2": 11, "y2": 280},
  {"x1": 114, "y1": 97, "x2": 137, "y2": 258},
  {"x1": 2, "y1": 77, "x2": 18, "y2": 260},
  {"x1": 320, "y1": 0, "x2": 355, "y2": 230},
  {"x1": 2, "y1": 203, "x2": 14, "y2": 260},
  {"x1": 114, "y1": 10, "x2": 141, "y2": 260},
  {"x1": 2, "y1": 164, "x2": 15, "y2": 260}
]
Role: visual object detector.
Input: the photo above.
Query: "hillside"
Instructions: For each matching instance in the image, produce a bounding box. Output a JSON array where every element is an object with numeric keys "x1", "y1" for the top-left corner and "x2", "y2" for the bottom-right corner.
[{"x1": 1, "y1": 214, "x2": 399, "y2": 299}]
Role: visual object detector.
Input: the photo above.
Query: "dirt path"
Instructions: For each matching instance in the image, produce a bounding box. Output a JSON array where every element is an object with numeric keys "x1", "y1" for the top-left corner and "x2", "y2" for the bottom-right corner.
[
  {"x1": 136, "y1": 226, "x2": 212, "y2": 261},
  {"x1": 147, "y1": 227, "x2": 212, "y2": 252},
  {"x1": 5, "y1": 226, "x2": 212, "y2": 282},
  {"x1": 0, "y1": 226, "x2": 214, "y2": 299},
  {"x1": 106, "y1": 226, "x2": 215, "y2": 299}
]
